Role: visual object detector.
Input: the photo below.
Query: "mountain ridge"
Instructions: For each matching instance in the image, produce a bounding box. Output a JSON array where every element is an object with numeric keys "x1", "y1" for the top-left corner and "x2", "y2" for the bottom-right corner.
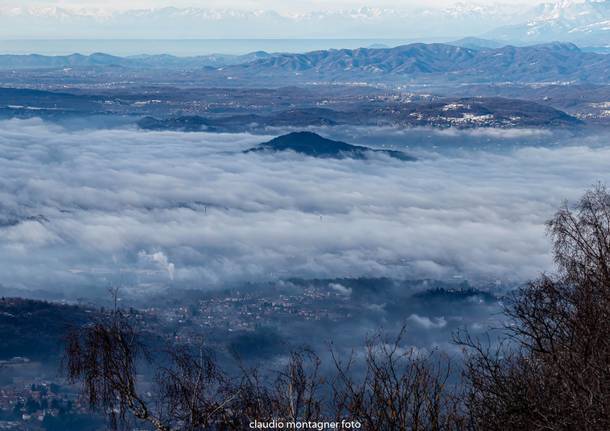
[
  {"x1": 487, "y1": 0, "x2": 610, "y2": 45},
  {"x1": 224, "y1": 42, "x2": 609, "y2": 84}
]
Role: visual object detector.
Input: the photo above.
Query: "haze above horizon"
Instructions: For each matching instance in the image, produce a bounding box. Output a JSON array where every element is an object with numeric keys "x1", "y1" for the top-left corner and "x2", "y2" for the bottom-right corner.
[{"x1": 5, "y1": 1, "x2": 606, "y2": 43}]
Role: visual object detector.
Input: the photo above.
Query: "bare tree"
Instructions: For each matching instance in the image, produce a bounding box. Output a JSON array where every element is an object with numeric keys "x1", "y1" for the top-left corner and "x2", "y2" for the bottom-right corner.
[
  {"x1": 331, "y1": 327, "x2": 466, "y2": 431},
  {"x1": 459, "y1": 185, "x2": 610, "y2": 431}
]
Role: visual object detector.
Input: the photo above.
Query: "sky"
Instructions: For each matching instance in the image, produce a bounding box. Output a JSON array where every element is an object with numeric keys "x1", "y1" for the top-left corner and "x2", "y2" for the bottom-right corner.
[
  {"x1": 0, "y1": 0, "x2": 540, "y2": 12},
  {"x1": 0, "y1": 0, "x2": 549, "y2": 45}
]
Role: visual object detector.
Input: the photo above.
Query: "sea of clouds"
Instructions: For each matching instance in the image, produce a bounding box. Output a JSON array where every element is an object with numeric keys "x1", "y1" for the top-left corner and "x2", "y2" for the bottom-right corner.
[{"x1": 1, "y1": 118, "x2": 609, "y2": 297}]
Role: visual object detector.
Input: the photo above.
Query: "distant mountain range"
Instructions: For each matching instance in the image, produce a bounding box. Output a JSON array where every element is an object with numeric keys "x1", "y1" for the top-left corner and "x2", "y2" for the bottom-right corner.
[
  {"x1": 0, "y1": 298, "x2": 91, "y2": 361},
  {"x1": 245, "y1": 132, "x2": 414, "y2": 161},
  {"x1": 0, "y1": 2, "x2": 608, "y2": 45},
  {"x1": 488, "y1": 0, "x2": 610, "y2": 46},
  {"x1": 448, "y1": 38, "x2": 507, "y2": 50},
  {"x1": 0, "y1": 4, "x2": 531, "y2": 40},
  {"x1": 1, "y1": 42, "x2": 608, "y2": 85}
]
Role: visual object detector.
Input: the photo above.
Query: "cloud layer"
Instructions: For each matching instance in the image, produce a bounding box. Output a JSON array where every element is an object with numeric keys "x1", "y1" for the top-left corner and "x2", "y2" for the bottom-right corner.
[{"x1": 1, "y1": 119, "x2": 609, "y2": 296}]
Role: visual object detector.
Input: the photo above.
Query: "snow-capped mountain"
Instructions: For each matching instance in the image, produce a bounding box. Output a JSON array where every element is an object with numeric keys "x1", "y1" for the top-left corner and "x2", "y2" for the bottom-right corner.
[
  {"x1": 488, "y1": 0, "x2": 610, "y2": 45},
  {"x1": 0, "y1": 4, "x2": 531, "y2": 40}
]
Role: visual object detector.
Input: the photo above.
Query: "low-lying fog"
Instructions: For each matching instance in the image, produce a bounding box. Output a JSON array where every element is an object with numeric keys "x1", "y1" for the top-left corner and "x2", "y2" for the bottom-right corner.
[{"x1": 1, "y1": 118, "x2": 609, "y2": 298}]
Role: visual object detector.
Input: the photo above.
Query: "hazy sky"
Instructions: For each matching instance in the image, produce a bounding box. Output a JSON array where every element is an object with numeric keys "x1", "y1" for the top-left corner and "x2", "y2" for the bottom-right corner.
[{"x1": 0, "y1": 0, "x2": 540, "y2": 12}]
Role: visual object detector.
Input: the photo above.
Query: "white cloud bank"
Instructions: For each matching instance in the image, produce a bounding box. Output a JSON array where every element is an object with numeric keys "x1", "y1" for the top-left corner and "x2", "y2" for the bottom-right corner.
[{"x1": 1, "y1": 118, "x2": 609, "y2": 295}]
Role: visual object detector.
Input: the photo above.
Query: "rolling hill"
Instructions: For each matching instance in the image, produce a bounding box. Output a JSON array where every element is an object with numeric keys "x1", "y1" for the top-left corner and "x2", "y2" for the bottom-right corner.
[
  {"x1": 226, "y1": 42, "x2": 610, "y2": 84},
  {"x1": 245, "y1": 132, "x2": 415, "y2": 160}
]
